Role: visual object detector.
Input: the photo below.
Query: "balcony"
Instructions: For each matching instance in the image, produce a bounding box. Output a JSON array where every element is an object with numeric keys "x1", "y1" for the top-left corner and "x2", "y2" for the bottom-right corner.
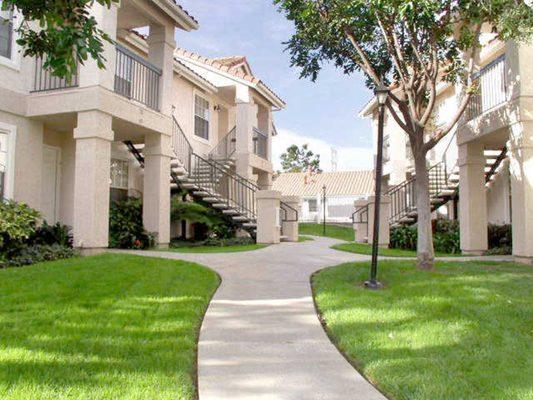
[
  {"x1": 114, "y1": 45, "x2": 161, "y2": 111},
  {"x1": 32, "y1": 57, "x2": 79, "y2": 93},
  {"x1": 252, "y1": 127, "x2": 268, "y2": 159},
  {"x1": 464, "y1": 55, "x2": 507, "y2": 122},
  {"x1": 31, "y1": 45, "x2": 161, "y2": 112}
]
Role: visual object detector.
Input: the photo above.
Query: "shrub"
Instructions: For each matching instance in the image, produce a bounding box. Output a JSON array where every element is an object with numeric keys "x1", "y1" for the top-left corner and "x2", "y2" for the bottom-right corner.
[
  {"x1": 109, "y1": 197, "x2": 156, "y2": 249},
  {"x1": 0, "y1": 200, "x2": 40, "y2": 254},
  {"x1": 171, "y1": 195, "x2": 237, "y2": 240},
  {"x1": 170, "y1": 236, "x2": 255, "y2": 249},
  {"x1": 31, "y1": 221, "x2": 73, "y2": 247},
  {"x1": 390, "y1": 225, "x2": 417, "y2": 251},
  {"x1": 488, "y1": 224, "x2": 512, "y2": 249},
  {"x1": 0, "y1": 244, "x2": 78, "y2": 268}
]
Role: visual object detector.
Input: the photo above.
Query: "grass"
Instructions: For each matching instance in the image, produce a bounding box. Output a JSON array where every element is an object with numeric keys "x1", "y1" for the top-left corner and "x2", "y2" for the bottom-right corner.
[
  {"x1": 312, "y1": 260, "x2": 533, "y2": 400},
  {"x1": 331, "y1": 242, "x2": 466, "y2": 258},
  {"x1": 299, "y1": 223, "x2": 354, "y2": 242},
  {"x1": 0, "y1": 253, "x2": 220, "y2": 400},
  {"x1": 169, "y1": 243, "x2": 268, "y2": 253},
  {"x1": 299, "y1": 235, "x2": 314, "y2": 242}
]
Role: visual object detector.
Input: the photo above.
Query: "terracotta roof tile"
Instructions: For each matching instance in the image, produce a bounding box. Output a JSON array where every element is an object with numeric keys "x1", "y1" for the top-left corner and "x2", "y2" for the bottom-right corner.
[
  {"x1": 171, "y1": 1, "x2": 198, "y2": 25},
  {"x1": 175, "y1": 47, "x2": 285, "y2": 107},
  {"x1": 272, "y1": 171, "x2": 374, "y2": 197}
]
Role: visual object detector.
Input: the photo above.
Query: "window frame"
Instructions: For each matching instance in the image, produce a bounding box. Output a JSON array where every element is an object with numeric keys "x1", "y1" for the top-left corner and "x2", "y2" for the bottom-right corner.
[
  {"x1": 110, "y1": 158, "x2": 130, "y2": 190},
  {"x1": 194, "y1": 93, "x2": 210, "y2": 141},
  {"x1": 0, "y1": 121, "x2": 17, "y2": 200},
  {"x1": 0, "y1": 2, "x2": 19, "y2": 69}
]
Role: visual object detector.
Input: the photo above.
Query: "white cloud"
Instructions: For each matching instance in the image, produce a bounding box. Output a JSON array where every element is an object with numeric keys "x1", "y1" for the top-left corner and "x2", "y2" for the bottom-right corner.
[{"x1": 272, "y1": 128, "x2": 374, "y2": 172}]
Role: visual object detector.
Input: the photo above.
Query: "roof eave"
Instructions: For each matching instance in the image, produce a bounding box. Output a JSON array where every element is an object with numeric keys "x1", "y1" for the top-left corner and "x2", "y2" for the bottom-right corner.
[{"x1": 156, "y1": 0, "x2": 199, "y2": 31}]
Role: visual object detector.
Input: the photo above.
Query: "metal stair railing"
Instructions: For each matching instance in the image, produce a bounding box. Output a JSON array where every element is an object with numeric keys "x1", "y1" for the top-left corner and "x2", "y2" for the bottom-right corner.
[
  {"x1": 172, "y1": 116, "x2": 193, "y2": 174},
  {"x1": 209, "y1": 126, "x2": 236, "y2": 160},
  {"x1": 190, "y1": 153, "x2": 257, "y2": 222},
  {"x1": 485, "y1": 146, "x2": 507, "y2": 183}
]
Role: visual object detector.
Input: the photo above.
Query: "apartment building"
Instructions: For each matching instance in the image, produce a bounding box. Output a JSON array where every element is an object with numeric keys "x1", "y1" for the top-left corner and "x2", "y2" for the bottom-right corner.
[
  {"x1": 360, "y1": 33, "x2": 532, "y2": 262},
  {"x1": 0, "y1": 1, "x2": 285, "y2": 250}
]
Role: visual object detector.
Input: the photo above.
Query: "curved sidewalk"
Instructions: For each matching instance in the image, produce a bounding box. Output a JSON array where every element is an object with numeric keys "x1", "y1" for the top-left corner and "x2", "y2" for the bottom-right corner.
[{"x1": 136, "y1": 237, "x2": 387, "y2": 400}]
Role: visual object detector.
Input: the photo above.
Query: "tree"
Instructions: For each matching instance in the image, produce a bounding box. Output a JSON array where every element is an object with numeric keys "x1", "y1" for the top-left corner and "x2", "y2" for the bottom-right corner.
[
  {"x1": 274, "y1": 0, "x2": 532, "y2": 269},
  {"x1": 2, "y1": 0, "x2": 118, "y2": 79},
  {"x1": 280, "y1": 144, "x2": 322, "y2": 173}
]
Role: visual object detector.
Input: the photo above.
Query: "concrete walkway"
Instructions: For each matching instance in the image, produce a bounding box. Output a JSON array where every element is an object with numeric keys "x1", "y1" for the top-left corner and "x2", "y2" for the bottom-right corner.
[
  {"x1": 130, "y1": 237, "x2": 387, "y2": 400},
  {"x1": 119, "y1": 238, "x2": 513, "y2": 400}
]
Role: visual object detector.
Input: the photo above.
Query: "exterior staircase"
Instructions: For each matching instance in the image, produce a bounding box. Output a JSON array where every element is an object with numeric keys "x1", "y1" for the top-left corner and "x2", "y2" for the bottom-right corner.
[
  {"x1": 125, "y1": 116, "x2": 298, "y2": 238},
  {"x1": 353, "y1": 142, "x2": 508, "y2": 228}
]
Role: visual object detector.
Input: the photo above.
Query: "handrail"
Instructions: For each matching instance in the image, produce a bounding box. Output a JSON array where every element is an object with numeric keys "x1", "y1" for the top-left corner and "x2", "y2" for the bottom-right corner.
[
  {"x1": 351, "y1": 204, "x2": 369, "y2": 224},
  {"x1": 32, "y1": 57, "x2": 79, "y2": 92},
  {"x1": 209, "y1": 126, "x2": 236, "y2": 160},
  {"x1": 280, "y1": 201, "x2": 299, "y2": 222},
  {"x1": 123, "y1": 141, "x2": 144, "y2": 167},
  {"x1": 172, "y1": 116, "x2": 193, "y2": 173}
]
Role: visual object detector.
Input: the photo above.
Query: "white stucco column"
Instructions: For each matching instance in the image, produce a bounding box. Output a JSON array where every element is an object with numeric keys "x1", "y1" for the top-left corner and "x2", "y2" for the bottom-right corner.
[
  {"x1": 72, "y1": 111, "x2": 114, "y2": 249},
  {"x1": 281, "y1": 195, "x2": 300, "y2": 242},
  {"x1": 235, "y1": 94, "x2": 256, "y2": 179},
  {"x1": 459, "y1": 141, "x2": 488, "y2": 254},
  {"x1": 78, "y1": 3, "x2": 117, "y2": 90},
  {"x1": 256, "y1": 190, "x2": 281, "y2": 244},
  {"x1": 509, "y1": 121, "x2": 533, "y2": 263},
  {"x1": 257, "y1": 171, "x2": 272, "y2": 190},
  {"x1": 148, "y1": 23, "x2": 176, "y2": 115},
  {"x1": 143, "y1": 133, "x2": 172, "y2": 247},
  {"x1": 353, "y1": 199, "x2": 369, "y2": 243}
]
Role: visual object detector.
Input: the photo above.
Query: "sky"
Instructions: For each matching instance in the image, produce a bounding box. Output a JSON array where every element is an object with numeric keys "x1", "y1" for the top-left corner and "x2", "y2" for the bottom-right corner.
[{"x1": 177, "y1": 0, "x2": 375, "y2": 172}]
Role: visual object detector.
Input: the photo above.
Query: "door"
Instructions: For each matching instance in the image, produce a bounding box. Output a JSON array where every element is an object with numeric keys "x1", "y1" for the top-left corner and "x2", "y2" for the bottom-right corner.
[{"x1": 41, "y1": 146, "x2": 61, "y2": 223}]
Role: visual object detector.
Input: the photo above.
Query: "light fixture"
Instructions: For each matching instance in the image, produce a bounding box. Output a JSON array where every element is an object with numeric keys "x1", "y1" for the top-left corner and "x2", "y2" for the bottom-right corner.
[{"x1": 375, "y1": 85, "x2": 390, "y2": 106}]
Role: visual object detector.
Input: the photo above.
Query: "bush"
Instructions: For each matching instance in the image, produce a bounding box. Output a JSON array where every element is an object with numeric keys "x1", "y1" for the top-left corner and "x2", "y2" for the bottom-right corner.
[
  {"x1": 0, "y1": 200, "x2": 40, "y2": 254},
  {"x1": 488, "y1": 224, "x2": 512, "y2": 249},
  {"x1": 31, "y1": 221, "x2": 73, "y2": 247},
  {"x1": 0, "y1": 244, "x2": 78, "y2": 268},
  {"x1": 109, "y1": 197, "x2": 156, "y2": 249},
  {"x1": 170, "y1": 236, "x2": 255, "y2": 249},
  {"x1": 390, "y1": 219, "x2": 460, "y2": 254},
  {"x1": 171, "y1": 195, "x2": 237, "y2": 240}
]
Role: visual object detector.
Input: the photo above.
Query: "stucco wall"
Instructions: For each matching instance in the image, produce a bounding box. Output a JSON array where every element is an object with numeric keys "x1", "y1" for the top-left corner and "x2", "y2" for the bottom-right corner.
[{"x1": 487, "y1": 162, "x2": 511, "y2": 224}]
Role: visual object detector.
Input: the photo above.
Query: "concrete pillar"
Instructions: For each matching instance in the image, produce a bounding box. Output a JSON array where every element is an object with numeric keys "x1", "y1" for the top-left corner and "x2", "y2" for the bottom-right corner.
[
  {"x1": 257, "y1": 171, "x2": 272, "y2": 190},
  {"x1": 281, "y1": 195, "x2": 300, "y2": 242},
  {"x1": 143, "y1": 133, "x2": 172, "y2": 247},
  {"x1": 256, "y1": 190, "x2": 281, "y2": 244},
  {"x1": 235, "y1": 97, "x2": 256, "y2": 179},
  {"x1": 459, "y1": 141, "x2": 488, "y2": 254},
  {"x1": 367, "y1": 195, "x2": 391, "y2": 248},
  {"x1": 72, "y1": 111, "x2": 114, "y2": 249},
  {"x1": 353, "y1": 199, "x2": 369, "y2": 243},
  {"x1": 78, "y1": 3, "x2": 117, "y2": 90},
  {"x1": 148, "y1": 23, "x2": 176, "y2": 115},
  {"x1": 509, "y1": 121, "x2": 533, "y2": 263}
]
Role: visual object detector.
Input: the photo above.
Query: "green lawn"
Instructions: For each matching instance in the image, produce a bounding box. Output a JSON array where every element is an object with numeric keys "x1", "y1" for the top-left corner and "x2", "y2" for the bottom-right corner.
[
  {"x1": 169, "y1": 243, "x2": 268, "y2": 253},
  {"x1": 332, "y1": 242, "x2": 465, "y2": 257},
  {"x1": 312, "y1": 260, "x2": 533, "y2": 400},
  {"x1": 299, "y1": 235, "x2": 314, "y2": 242},
  {"x1": 299, "y1": 223, "x2": 354, "y2": 242},
  {"x1": 0, "y1": 254, "x2": 220, "y2": 400}
]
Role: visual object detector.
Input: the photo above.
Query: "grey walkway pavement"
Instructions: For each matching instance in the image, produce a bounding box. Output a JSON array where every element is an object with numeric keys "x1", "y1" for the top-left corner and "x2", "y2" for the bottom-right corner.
[
  {"x1": 118, "y1": 238, "x2": 513, "y2": 400},
  {"x1": 126, "y1": 237, "x2": 386, "y2": 400}
]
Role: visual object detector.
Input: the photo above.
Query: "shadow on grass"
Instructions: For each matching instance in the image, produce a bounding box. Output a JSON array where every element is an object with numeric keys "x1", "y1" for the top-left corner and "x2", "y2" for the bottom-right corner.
[
  {"x1": 312, "y1": 260, "x2": 533, "y2": 400},
  {"x1": 0, "y1": 254, "x2": 220, "y2": 400}
]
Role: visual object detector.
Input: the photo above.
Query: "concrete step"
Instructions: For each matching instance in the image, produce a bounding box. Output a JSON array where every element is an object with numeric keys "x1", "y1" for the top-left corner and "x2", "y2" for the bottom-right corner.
[
  {"x1": 212, "y1": 203, "x2": 229, "y2": 209},
  {"x1": 222, "y1": 209, "x2": 240, "y2": 215},
  {"x1": 232, "y1": 216, "x2": 249, "y2": 222}
]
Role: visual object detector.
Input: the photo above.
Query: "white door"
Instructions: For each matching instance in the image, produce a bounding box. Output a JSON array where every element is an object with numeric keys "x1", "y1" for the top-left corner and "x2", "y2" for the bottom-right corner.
[{"x1": 41, "y1": 146, "x2": 61, "y2": 223}]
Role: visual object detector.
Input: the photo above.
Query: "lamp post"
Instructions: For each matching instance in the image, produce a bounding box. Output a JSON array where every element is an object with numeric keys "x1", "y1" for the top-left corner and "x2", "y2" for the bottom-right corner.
[
  {"x1": 322, "y1": 184, "x2": 327, "y2": 235},
  {"x1": 365, "y1": 85, "x2": 390, "y2": 290}
]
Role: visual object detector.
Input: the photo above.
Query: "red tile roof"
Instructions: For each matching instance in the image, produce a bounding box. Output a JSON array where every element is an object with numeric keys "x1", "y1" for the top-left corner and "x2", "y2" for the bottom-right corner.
[{"x1": 175, "y1": 47, "x2": 285, "y2": 107}]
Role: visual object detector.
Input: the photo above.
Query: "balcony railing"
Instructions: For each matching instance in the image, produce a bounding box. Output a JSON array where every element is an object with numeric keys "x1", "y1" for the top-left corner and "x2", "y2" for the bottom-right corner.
[
  {"x1": 209, "y1": 126, "x2": 236, "y2": 160},
  {"x1": 114, "y1": 45, "x2": 161, "y2": 111},
  {"x1": 32, "y1": 57, "x2": 79, "y2": 92},
  {"x1": 465, "y1": 54, "x2": 507, "y2": 122},
  {"x1": 253, "y1": 127, "x2": 268, "y2": 159}
]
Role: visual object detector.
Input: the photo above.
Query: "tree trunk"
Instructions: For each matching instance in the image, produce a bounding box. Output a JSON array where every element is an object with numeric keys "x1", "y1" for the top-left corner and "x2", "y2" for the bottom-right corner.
[{"x1": 414, "y1": 152, "x2": 435, "y2": 269}]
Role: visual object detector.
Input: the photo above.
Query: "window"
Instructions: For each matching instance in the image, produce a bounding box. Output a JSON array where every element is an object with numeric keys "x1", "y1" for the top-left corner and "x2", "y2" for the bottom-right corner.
[
  {"x1": 194, "y1": 95, "x2": 210, "y2": 140},
  {"x1": 110, "y1": 158, "x2": 129, "y2": 202},
  {"x1": 308, "y1": 199, "x2": 318, "y2": 213},
  {"x1": 0, "y1": 1, "x2": 13, "y2": 59},
  {"x1": 0, "y1": 131, "x2": 7, "y2": 199}
]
